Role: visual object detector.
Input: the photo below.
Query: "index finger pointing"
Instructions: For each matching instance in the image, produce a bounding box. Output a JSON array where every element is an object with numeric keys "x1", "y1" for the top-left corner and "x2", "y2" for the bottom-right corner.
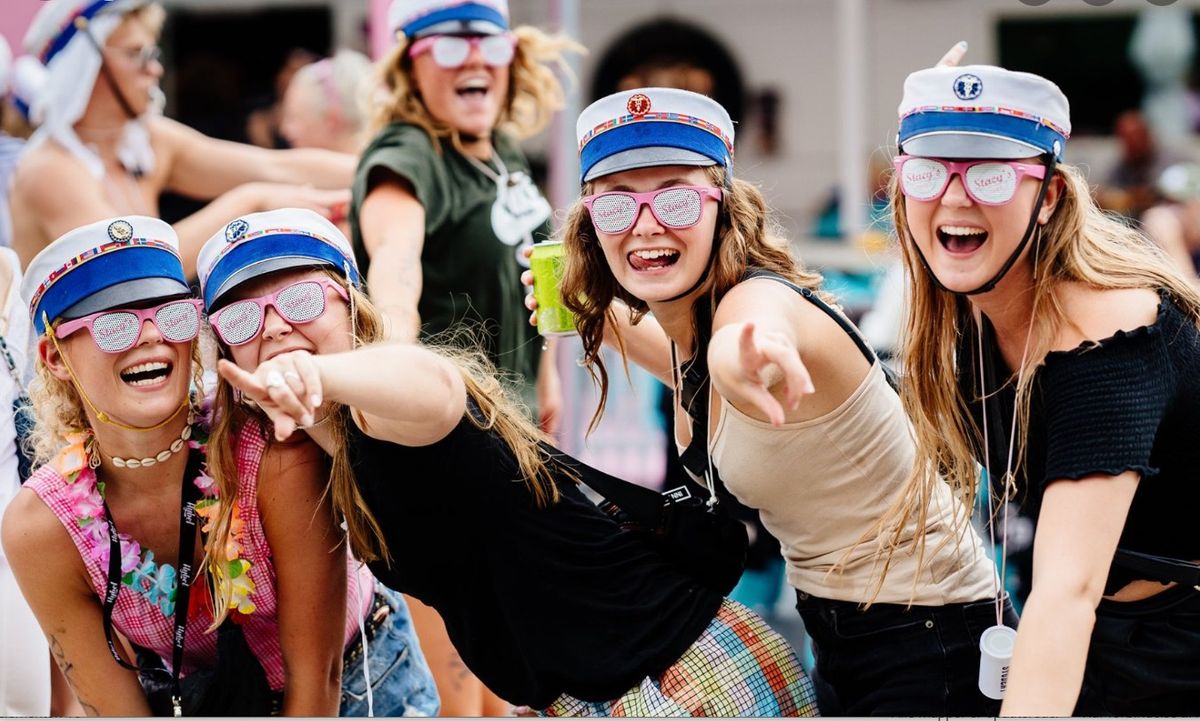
[{"x1": 936, "y1": 40, "x2": 968, "y2": 68}]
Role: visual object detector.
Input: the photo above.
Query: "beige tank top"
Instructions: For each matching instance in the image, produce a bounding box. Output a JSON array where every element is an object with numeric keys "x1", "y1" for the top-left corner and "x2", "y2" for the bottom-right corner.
[{"x1": 709, "y1": 362, "x2": 998, "y2": 606}]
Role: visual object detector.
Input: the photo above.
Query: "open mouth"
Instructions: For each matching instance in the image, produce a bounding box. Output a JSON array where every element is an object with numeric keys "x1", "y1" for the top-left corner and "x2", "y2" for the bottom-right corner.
[
  {"x1": 120, "y1": 361, "x2": 172, "y2": 388},
  {"x1": 937, "y1": 225, "x2": 988, "y2": 255},
  {"x1": 628, "y1": 248, "x2": 681, "y2": 272},
  {"x1": 456, "y1": 77, "x2": 490, "y2": 100}
]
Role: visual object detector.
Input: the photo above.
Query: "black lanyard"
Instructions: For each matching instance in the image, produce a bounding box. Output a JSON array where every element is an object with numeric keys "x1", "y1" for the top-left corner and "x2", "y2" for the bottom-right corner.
[{"x1": 101, "y1": 447, "x2": 203, "y2": 717}]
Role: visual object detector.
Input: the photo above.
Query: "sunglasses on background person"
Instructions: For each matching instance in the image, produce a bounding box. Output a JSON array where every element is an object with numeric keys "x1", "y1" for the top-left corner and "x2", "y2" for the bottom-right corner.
[
  {"x1": 54, "y1": 299, "x2": 203, "y2": 353},
  {"x1": 209, "y1": 278, "x2": 349, "y2": 346},
  {"x1": 582, "y1": 186, "x2": 724, "y2": 236},
  {"x1": 408, "y1": 33, "x2": 517, "y2": 69},
  {"x1": 893, "y1": 156, "x2": 1048, "y2": 206}
]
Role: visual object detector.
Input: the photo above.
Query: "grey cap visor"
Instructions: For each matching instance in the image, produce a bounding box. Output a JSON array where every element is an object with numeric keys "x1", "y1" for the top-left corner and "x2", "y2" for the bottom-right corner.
[
  {"x1": 208, "y1": 256, "x2": 343, "y2": 311},
  {"x1": 584, "y1": 147, "x2": 718, "y2": 183},
  {"x1": 60, "y1": 277, "x2": 192, "y2": 320},
  {"x1": 901, "y1": 131, "x2": 1046, "y2": 160}
]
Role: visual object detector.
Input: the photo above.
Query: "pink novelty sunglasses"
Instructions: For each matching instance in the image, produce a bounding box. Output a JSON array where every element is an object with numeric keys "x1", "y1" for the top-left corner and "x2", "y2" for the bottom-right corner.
[{"x1": 893, "y1": 156, "x2": 1048, "y2": 206}]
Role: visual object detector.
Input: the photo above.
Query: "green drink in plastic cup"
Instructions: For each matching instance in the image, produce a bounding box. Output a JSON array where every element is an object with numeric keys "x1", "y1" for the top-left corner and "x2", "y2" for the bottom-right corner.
[{"x1": 530, "y1": 240, "x2": 576, "y2": 336}]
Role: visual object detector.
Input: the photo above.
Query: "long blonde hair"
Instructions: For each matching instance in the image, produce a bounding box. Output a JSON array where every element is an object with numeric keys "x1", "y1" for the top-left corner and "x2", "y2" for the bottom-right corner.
[
  {"x1": 879, "y1": 161, "x2": 1200, "y2": 575},
  {"x1": 203, "y1": 268, "x2": 560, "y2": 627},
  {"x1": 368, "y1": 25, "x2": 581, "y2": 151},
  {"x1": 560, "y1": 165, "x2": 825, "y2": 429}
]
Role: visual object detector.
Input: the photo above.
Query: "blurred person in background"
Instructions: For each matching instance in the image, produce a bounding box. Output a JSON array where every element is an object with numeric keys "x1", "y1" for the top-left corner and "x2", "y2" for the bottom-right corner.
[
  {"x1": 7, "y1": 0, "x2": 355, "y2": 275},
  {"x1": 351, "y1": 3, "x2": 576, "y2": 712},
  {"x1": 1098, "y1": 109, "x2": 1187, "y2": 220},
  {"x1": 246, "y1": 48, "x2": 321, "y2": 150},
  {"x1": 1140, "y1": 162, "x2": 1200, "y2": 285},
  {"x1": 280, "y1": 50, "x2": 374, "y2": 156}
]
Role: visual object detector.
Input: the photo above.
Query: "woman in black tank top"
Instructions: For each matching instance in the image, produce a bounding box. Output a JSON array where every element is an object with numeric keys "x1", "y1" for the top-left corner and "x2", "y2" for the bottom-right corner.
[{"x1": 196, "y1": 208, "x2": 818, "y2": 716}]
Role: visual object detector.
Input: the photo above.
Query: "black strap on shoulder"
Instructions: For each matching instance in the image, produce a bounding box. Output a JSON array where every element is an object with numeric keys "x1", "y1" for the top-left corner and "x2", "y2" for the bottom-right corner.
[
  {"x1": 102, "y1": 447, "x2": 205, "y2": 714},
  {"x1": 1113, "y1": 549, "x2": 1200, "y2": 589},
  {"x1": 742, "y1": 268, "x2": 899, "y2": 391},
  {"x1": 539, "y1": 442, "x2": 668, "y2": 524}
]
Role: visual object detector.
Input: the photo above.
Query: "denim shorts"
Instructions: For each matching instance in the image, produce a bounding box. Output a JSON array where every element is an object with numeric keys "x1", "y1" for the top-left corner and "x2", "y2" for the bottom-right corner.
[
  {"x1": 796, "y1": 590, "x2": 1018, "y2": 716},
  {"x1": 340, "y1": 586, "x2": 440, "y2": 717}
]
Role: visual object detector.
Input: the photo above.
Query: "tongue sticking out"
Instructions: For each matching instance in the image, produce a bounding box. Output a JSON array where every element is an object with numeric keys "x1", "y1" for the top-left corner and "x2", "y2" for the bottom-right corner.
[{"x1": 628, "y1": 251, "x2": 680, "y2": 272}]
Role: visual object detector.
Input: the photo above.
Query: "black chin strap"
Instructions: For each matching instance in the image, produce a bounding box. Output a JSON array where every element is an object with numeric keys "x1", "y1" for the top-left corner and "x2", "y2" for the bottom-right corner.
[{"x1": 908, "y1": 154, "x2": 1057, "y2": 296}]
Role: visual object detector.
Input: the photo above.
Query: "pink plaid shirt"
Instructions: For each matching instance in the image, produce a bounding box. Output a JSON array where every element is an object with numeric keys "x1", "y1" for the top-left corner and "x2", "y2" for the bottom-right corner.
[{"x1": 26, "y1": 419, "x2": 374, "y2": 690}]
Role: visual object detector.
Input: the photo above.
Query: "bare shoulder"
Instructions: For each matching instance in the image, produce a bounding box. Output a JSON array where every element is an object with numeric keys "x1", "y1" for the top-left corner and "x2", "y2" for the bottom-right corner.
[
  {"x1": 714, "y1": 276, "x2": 807, "y2": 325},
  {"x1": 1052, "y1": 283, "x2": 1162, "y2": 351},
  {"x1": 12, "y1": 143, "x2": 99, "y2": 201},
  {"x1": 2, "y1": 488, "x2": 87, "y2": 583}
]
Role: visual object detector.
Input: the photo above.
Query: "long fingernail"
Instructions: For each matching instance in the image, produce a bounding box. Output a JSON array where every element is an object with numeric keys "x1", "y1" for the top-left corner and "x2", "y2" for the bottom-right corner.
[
  {"x1": 957, "y1": 40, "x2": 968, "y2": 50},
  {"x1": 311, "y1": 394, "x2": 321, "y2": 407},
  {"x1": 301, "y1": 414, "x2": 314, "y2": 427}
]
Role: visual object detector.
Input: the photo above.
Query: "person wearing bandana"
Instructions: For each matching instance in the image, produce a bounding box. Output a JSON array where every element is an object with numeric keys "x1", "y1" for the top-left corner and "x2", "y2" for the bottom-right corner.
[
  {"x1": 8, "y1": 0, "x2": 356, "y2": 276},
  {"x1": 888, "y1": 51, "x2": 1200, "y2": 715}
]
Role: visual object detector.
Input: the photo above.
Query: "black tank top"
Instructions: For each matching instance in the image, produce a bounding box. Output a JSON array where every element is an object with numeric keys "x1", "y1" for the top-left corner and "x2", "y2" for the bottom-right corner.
[{"x1": 347, "y1": 407, "x2": 723, "y2": 707}]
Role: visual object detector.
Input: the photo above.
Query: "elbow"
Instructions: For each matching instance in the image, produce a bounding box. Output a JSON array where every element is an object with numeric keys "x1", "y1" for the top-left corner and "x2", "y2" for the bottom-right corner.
[{"x1": 1025, "y1": 573, "x2": 1105, "y2": 621}]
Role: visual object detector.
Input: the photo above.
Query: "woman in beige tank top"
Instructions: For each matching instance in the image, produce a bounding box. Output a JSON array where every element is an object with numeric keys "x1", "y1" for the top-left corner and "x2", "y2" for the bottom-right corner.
[{"x1": 538, "y1": 86, "x2": 1009, "y2": 716}]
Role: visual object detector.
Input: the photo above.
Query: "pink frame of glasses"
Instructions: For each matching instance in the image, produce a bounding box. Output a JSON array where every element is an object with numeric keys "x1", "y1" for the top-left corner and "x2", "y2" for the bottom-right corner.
[
  {"x1": 209, "y1": 278, "x2": 349, "y2": 346},
  {"x1": 407, "y1": 33, "x2": 517, "y2": 68},
  {"x1": 581, "y1": 186, "x2": 724, "y2": 235},
  {"x1": 893, "y1": 155, "x2": 1047, "y2": 206},
  {"x1": 54, "y1": 299, "x2": 204, "y2": 352}
]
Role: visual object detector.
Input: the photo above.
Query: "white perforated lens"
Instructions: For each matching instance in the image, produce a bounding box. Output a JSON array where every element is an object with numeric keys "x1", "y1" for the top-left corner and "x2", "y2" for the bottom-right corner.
[
  {"x1": 900, "y1": 158, "x2": 949, "y2": 201},
  {"x1": 431, "y1": 36, "x2": 471, "y2": 68},
  {"x1": 215, "y1": 301, "x2": 263, "y2": 346},
  {"x1": 90, "y1": 312, "x2": 140, "y2": 352},
  {"x1": 275, "y1": 282, "x2": 327, "y2": 324},
  {"x1": 590, "y1": 194, "x2": 638, "y2": 234},
  {"x1": 652, "y1": 188, "x2": 704, "y2": 228},
  {"x1": 155, "y1": 302, "x2": 199, "y2": 343},
  {"x1": 965, "y1": 163, "x2": 1019, "y2": 205},
  {"x1": 479, "y1": 36, "x2": 514, "y2": 66}
]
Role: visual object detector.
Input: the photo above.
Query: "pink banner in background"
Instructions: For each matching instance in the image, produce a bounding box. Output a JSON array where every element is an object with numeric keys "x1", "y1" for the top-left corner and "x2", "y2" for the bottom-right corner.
[
  {"x1": 369, "y1": 0, "x2": 393, "y2": 60},
  {"x1": 0, "y1": 0, "x2": 42, "y2": 56}
]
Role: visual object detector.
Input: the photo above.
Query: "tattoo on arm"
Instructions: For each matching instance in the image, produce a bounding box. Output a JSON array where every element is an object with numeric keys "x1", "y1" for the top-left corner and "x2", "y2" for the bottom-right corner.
[{"x1": 47, "y1": 634, "x2": 99, "y2": 716}]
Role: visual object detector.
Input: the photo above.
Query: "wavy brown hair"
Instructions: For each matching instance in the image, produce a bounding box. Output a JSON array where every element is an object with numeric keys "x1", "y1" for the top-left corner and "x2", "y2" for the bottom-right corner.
[
  {"x1": 560, "y1": 165, "x2": 825, "y2": 429},
  {"x1": 878, "y1": 161, "x2": 1200, "y2": 581},
  {"x1": 368, "y1": 25, "x2": 582, "y2": 152},
  {"x1": 203, "y1": 268, "x2": 560, "y2": 626}
]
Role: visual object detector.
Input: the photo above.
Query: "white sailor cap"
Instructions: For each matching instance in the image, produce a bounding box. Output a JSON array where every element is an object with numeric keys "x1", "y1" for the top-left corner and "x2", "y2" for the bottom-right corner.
[
  {"x1": 897, "y1": 64, "x2": 1071, "y2": 161},
  {"x1": 576, "y1": 87, "x2": 735, "y2": 184},
  {"x1": 22, "y1": 216, "x2": 189, "y2": 335},
  {"x1": 197, "y1": 208, "x2": 360, "y2": 311},
  {"x1": 388, "y1": 0, "x2": 508, "y2": 40},
  {"x1": 24, "y1": 0, "x2": 150, "y2": 66}
]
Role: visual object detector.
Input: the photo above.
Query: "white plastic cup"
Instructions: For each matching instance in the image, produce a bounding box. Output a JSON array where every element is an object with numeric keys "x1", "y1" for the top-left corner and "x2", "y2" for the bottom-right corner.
[{"x1": 978, "y1": 624, "x2": 1018, "y2": 700}]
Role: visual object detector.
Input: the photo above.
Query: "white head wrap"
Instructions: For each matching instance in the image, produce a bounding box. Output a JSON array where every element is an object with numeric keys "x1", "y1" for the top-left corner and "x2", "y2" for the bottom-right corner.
[{"x1": 23, "y1": 0, "x2": 158, "y2": 178}]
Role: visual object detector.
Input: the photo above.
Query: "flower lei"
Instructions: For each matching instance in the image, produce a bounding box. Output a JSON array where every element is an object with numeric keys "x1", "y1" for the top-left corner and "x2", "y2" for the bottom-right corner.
[{"x1": 55, "y1": 413, "x2": 257, "y2": 618}]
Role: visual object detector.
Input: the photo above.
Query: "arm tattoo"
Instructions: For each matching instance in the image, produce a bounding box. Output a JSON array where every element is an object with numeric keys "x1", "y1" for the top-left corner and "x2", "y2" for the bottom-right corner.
[{"x1": 47, "y1": 633, "x2": 100, "y2": 716}]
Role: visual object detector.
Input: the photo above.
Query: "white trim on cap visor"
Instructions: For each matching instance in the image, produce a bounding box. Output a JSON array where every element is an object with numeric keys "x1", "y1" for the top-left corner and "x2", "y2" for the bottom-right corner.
[
  {"x1": 901, "y1": 131, "x2": 1047, "y2": 160},
  {"x1": 582, "y1": 147, "x2": 718, "y2": 183}
]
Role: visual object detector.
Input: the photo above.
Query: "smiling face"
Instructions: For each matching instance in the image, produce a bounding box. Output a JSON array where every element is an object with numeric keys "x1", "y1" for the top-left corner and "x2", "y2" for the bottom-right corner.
[
  {"x1": 588, "y1": 165, "x2": 721, "y2": 305},
  {"x1": 40, "y1": 299, "x2": 193, "y2": 428},
  {"x1": 409, "y1": 36, "x2": 510, "y2": 138},
  {"x1": 902, "y1": 156, "x2": 1061, "y2": 294},
  {"x1": 221, "y1": 268, "x2": 354, "y2": 372}
]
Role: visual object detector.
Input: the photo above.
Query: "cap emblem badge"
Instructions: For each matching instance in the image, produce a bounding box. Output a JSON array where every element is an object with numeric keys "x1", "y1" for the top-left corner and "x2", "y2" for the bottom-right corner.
[
  {"x1": 107, "y1": 219, "x2": 134, "y2": 242},
  {"x1": 953, "y1": 74, "x2": 983, "y2": 101},
  {"x1": 627, "y1": 93, "x2": 652, "y2": 116},
  {"x1": 225, "y1": 219, "x2": 250, "y2": 243}
]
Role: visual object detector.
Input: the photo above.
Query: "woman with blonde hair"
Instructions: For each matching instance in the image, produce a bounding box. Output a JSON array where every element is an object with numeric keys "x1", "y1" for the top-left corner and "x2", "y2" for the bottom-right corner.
[
  {"x1": 549, "y1": 86, "x2": 1005, "y2": 715},
  {"x1": 349, "y1": 0, "x2": 577, "y2": 708},
  {"x1": 201, "y1": 207, "x2": 818, "y2": 717},
  {"x1": 2, "y1": 216, "x2": 435, "y2": 716},
  {"x1": 888, "y1": 59, "x2": 1200, "y2": 715}
]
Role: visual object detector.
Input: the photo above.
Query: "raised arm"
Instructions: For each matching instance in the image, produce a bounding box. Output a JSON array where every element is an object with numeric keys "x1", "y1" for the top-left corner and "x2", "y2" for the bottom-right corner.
[
  {"x1": 10, "y1": 153, "x2": 121, "y2": 267},
  {"x1": 256, "y1": 439, "x2": 347, "y2": 716},
  {"x1": 1000, "y1": 471, "x2": 1139, "y2": 716},
  {"x1": 2, "y1": 492, "x2": 151, "y2": 716},
  {"x1": 218, "y1": 342, "x2": 466, "y2": 448},
  {"x1": 156, "y1": 117, "x2": 355, "y2": 199},
  {"x1": 358, "y1": 173, "x2": 427, "y2": 341}
]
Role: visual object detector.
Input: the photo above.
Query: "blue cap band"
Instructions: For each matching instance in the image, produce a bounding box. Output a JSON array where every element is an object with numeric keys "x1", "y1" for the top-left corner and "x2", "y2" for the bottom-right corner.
[
  {"x1": 33, "y1": 244, "x2": 186, "y2": 334},
  {"x1": 402, "y1": 2, "x2": 507, "y2": 36},
  {"x1": 899, "y1": 111, "x2": 1067, "y2": 161},
  {"x1": 40, "y1": 0, "x2": 111, "y2": 64},
  {"x1": 202, "y1": 233, "x2": 360, "y2": 309},
  {"x1": 579, "y1": 122, "x2": 731, "y2": 184}
]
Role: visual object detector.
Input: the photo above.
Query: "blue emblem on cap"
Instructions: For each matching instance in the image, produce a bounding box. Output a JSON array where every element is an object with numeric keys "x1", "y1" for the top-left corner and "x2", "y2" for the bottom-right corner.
[
  {"x1": 953, "y1": 74, "x2": 983, "y2": 101},
  {"x1": 107, "y1": 219, "x2": 134, "y2": 242},
  {"x1": 225, "y1": 219, "x2": 250, "y2": 243}
]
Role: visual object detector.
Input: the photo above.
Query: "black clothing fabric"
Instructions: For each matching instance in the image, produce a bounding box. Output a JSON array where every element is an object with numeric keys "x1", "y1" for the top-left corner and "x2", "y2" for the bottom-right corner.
[
  {"x1": 347, "y1": 408, "x2": 724, "y2": 708},
  {"x1": 960, "y1": 292, "x2": 1200, "y2": 593},
  {"x1": 795, "y1": 590, "x2": 1017, "y2": 716}
]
